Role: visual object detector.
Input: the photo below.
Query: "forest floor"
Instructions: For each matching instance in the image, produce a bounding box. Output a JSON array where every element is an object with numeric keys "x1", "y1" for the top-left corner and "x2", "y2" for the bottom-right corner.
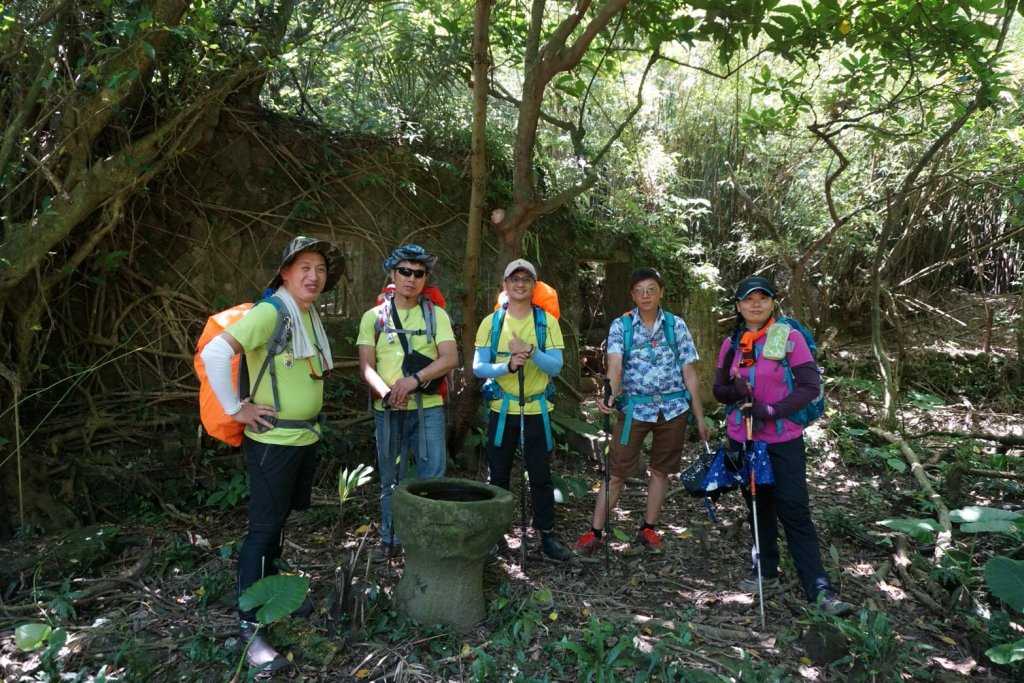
[{"x1": 1, "y1": 289, "x2": 1022, "y2": 682}]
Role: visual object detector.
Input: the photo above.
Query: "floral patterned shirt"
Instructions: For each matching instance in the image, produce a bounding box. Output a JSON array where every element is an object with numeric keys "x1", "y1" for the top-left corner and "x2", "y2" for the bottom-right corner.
[{"x1": 607, "y1": 307, "x2": 699, "y2": 423}]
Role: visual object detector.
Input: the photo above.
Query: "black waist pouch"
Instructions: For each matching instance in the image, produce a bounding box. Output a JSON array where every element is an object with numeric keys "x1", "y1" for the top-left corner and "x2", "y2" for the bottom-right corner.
[{"x1": 403, "y1": 351, "x2": 443, "y2": 394}]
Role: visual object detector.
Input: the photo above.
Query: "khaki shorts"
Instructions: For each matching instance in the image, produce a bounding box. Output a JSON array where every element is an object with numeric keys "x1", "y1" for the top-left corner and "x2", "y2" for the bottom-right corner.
[{"x1": 608, "y1": 411, "x2": 688, "y2": 479}]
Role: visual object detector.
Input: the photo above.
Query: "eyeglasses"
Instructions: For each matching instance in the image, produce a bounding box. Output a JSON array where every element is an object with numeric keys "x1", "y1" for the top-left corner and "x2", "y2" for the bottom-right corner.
[
  {"x1": 506, "y1": 275, "x2": 535, "y2": 285},
  {"x1": 632, "y1": 287, "x2": 659, "y2": 297},
  {"x1": 395, "y1": 266, "x2": 427, "y2": 279}
]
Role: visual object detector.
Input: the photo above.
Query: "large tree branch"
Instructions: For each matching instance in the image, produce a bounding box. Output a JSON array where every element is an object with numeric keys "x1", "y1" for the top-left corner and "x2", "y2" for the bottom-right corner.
[
  {"x1": 63, "y1": 0, "x2": 192, "y2": 185},
  {"x1": 540, "y1": 0, "x2": 628, "y2": 79},
  {"x1": 487, "y1": 83, "x2": 580, "y2": 137},
  {"x1": 0, "y1": 66, "x2": 262, "y2": 291},
  {"x1": 0, "y1": 11, "x2": 68, "y2": 192},
  {"x1": 508, "y1": 0, "x2": 631, "y2": 232},
  {"x1": 723, "y1": 161, "x2": 788, "y2": 256}
]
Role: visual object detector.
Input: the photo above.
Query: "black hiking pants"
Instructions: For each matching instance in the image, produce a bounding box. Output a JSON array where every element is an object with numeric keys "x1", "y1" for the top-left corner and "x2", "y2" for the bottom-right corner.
[
  {"x1": 237, "y1": 437, "x2": 318, "y2": 621},
  {"x1": 729, "y1": 435, "x2": 835, "y2": 602},
  {"x1": 485, "y1": 412, "x2": 556, "y2": 532}
]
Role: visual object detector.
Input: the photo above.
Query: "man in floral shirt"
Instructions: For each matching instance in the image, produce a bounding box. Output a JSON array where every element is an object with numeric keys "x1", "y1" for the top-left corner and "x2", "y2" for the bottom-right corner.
[{"x1": 574, "y1": 267, "x2": 709, "y2": 555}]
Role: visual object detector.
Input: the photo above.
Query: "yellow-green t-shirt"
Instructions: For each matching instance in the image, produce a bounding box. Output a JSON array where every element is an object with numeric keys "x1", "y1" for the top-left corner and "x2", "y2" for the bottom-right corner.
[
  {"x1": 226, "y1": 301, "x2": 326, "y2": 446},
  {"x1": 474, "y1": 309, "x2": 564, "y2": 415},
  {"x1": 356, "y1": 302, "x2": 455, "y2": 411}
]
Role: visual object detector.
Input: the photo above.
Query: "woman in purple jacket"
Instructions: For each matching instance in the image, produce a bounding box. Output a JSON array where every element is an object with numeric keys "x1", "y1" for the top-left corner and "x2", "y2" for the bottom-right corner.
[{"x1": 713, "y1": 276, "x2": 853, "y2": 616}]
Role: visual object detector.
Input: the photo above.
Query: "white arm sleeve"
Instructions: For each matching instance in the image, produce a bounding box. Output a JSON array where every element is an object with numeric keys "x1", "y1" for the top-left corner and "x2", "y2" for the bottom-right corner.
[{"x1": 200, "y1": 336, "x2": 242, "y2": 415}]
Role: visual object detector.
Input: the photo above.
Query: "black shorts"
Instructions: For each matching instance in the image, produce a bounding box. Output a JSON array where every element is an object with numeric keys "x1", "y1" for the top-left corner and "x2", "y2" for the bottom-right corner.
[{"x1": 243, "y1": 438, "x2": 318, "y2": 528}]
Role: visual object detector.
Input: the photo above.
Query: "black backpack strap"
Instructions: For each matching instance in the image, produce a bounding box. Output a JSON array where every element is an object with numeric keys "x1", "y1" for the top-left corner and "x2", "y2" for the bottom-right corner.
[{"x1": 722, "y1": 328, "x2": 743, "y2": 371}]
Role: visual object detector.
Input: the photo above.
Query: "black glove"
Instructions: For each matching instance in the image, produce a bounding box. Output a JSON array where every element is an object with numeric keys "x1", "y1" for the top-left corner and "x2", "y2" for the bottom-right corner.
[{"x1": 731, "y1": 376, "x2": 750, "y2": 398}]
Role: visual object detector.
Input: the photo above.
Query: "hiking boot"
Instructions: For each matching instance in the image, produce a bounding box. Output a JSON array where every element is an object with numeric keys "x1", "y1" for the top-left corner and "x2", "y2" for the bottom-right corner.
[
  {"x1": 633, "y1": 527, "x2": 662, "y2": 553},
  {"x1": 372, "y1": 541, "x2": 401, "y2": 563},
  {"x1": 487, "y1": 536, "x2": 509, "y2": 565},
  {"x1": 737, "y1": 572, "x2": 780, "y2": 593},
  {"x1": 573, "y1": 530, "x2": 602, "y2": 556},
  {"x1": 540, "y1": 533, "x2": 571, "y2": 562},
  {"x1": 817, "y1": 591, "x2": 855, "y2": 617},
  {"x1": 239, "y1": 621, "x2": 290, "y2": 675}
]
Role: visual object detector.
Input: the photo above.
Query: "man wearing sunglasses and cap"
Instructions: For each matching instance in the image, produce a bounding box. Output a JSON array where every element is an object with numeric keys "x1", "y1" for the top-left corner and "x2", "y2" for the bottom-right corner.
[
  {"x1": 200, "y1": 235, "x2": 343, "y2": 674},
  {"x1": 357, "y1": 244, "x2": 457, "y2": 563}
]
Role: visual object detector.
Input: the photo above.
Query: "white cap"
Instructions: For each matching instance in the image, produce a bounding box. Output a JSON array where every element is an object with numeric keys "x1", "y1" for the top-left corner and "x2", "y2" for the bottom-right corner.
[{"x1": 503, "y1": 259, "x2": 537, "y2": 280}]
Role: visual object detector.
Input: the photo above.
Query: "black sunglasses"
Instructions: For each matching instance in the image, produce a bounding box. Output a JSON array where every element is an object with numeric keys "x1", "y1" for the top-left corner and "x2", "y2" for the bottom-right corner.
[{"x1": 395, "y1": 266, "x2": 427, "y2": 279}]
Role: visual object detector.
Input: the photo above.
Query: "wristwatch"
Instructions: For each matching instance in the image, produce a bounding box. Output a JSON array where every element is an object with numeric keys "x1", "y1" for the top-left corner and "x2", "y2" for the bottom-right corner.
[{"x1": 413, "y1": 372, "x2": 423, "y2": 386}]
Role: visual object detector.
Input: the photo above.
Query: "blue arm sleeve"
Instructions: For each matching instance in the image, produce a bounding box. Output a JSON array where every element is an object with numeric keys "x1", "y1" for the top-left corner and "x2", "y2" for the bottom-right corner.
[
  {"x1": 532, "y1": 348, "x2": 563, "y2": 377},
  {"x1": 473, "y1": 347, "x2": 509, "y2": 379}
]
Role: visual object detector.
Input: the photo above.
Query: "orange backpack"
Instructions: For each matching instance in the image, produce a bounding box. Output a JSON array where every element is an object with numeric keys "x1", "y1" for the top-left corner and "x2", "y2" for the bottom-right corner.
[
  {"x1": 493, "y1": 280, "x2": 560, "y2": 319},
  {"x1": 193, "y1": 299, "x2": 289, "y2": 445}
]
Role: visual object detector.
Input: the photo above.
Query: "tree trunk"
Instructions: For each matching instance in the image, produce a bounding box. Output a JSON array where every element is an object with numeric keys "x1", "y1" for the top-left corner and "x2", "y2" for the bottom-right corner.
[{"x1": 452, "y1": 0, "x2": 493, "y2": 460}]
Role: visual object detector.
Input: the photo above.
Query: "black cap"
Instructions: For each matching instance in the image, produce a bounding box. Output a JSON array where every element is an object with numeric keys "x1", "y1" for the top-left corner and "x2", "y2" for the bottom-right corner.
[{"x1": 734, "y1": 276, "x2": 777, "y2": 300}]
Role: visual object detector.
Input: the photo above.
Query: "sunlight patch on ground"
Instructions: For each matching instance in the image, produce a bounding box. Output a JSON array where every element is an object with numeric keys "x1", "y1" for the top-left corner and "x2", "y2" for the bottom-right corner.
[
  {"x1": 810, "y1": 473, "x2": 862, "y2": 493},
  {"x1": 718, "y1": 592, "x2": 755, "y2": 606},
  {"x1": 662, "y1": 521, "x2": 691, "y2": 537},
  {"x1": 876, "y1": 580, "x2": 908, "y2": 601},
  {"x1": 930, "y1": 656, "x2": 978, "y2": 676},
  {"x1": 797, "y1": 664, "x2": 822, "y2": 680},
  {"x1": 850, "y1": 562, "x2": 876, "y2": 577}
]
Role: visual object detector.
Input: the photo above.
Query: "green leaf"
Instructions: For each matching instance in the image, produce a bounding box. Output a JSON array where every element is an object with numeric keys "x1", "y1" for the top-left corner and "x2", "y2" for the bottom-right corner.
[
  {"x1": 886, "y1": 457, "x2": 907, "y2": 473},
  {"x1": 558, "y1": 637, "x2": 592, "y2": 663},
  {"x1": 552, "y1": 412, "x2": 602, "y2": 437},
  {"x1": 961, "y1": 521, "x2": 1019, "y2": 534},
  {"x1": 878, "y1": 518, "x2": 942, "y2": 544},
  {"x1": 531, "y1": 588, "x2": 554, "y2": 609},
  {"x1": 907, "y1": 390, "x2": 943, "y2": 409},
  {"x1": 986, "y1": 639, "x2": 1024, "y2": 664},
  {"x1": 984, "y1": 557, "x2": 1024, "y2": 612},
  {"x1": 950, "y1": 506, "x2": 1022, "y2": 525},
  {"x1": 238, "y1": 575, "x2": 310, "y2": 625},
  {"x1": 14, "y1": 623, "x2": 51, "y2": 651}
]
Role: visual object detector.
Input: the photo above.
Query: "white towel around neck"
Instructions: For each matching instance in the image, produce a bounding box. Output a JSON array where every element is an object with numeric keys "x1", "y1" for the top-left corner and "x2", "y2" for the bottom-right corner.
[{"x1": 271, "y1": 287, "x2": 334, "y2": 370}]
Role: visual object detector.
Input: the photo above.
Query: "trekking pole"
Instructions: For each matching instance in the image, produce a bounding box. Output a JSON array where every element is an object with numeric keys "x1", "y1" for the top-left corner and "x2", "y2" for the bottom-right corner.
[
  {"x1": 518, "y1": 367, "x2": 527, "y2": 569},
  {"x1": 602, "y1": 378, "x2": 612, "y2": 573},
  {"x1": 747, "y1": 415, "x2": 766, "y2": 631}
]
